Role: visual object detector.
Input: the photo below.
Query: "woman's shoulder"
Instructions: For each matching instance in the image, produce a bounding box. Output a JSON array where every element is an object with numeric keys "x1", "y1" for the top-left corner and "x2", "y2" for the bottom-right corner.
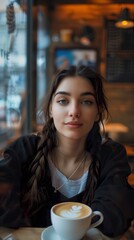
[
  {"x1": 101, "y1": 137, "x2": 126, "y2": 154},
  {"x1": 4, "y1": 133, "x2": 41, "y2": 162},
  {"x1": 8, "y1": 133, "x2": 40, "y2": 149},
  {"x1": 100, "y1": 138, "x2": 131, "y2": 178},
  {"x1": 100, "y1": 137, "x2": 128, "y2": 166}
]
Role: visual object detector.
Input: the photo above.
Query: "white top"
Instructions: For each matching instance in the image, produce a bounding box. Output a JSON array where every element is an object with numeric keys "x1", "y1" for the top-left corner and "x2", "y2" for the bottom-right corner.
[{"x1": 48, "y1": 157, "x2": 88, "y2": 198}]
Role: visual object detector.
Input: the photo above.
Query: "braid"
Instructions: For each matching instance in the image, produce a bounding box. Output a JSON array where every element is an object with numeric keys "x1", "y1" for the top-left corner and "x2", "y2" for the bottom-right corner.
[
  {"x1": 22, "y1": 119, "x2": 56, "y2": 212},
  {"x1": 83, "y1": 122, "x2": 102, "y2": 205}
]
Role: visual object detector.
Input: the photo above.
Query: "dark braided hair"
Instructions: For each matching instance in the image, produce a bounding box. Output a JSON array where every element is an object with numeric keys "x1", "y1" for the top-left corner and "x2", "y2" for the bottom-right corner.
[{"x1": 22, "y1": 65, "x2": 109, "y2": 212}]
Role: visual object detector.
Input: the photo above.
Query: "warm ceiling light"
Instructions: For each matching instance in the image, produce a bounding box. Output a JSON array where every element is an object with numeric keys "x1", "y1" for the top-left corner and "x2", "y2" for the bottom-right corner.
[{"x1": 115, "y1": 8, "x2": 134, "y2": 29}]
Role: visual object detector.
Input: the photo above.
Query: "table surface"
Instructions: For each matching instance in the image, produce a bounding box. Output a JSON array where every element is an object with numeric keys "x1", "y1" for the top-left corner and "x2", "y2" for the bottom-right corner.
[
  {"x1": 0, "y1": 226, "x2": 125, "y2": 240},
  {"x1": 0, "y1": 227, "x2": 44, "y2": 240}
]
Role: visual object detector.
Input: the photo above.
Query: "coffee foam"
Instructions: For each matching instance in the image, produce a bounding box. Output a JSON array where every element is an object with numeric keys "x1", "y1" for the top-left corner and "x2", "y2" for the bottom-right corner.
[
  {"x1": 60, "y1": 205, "x2": 83, "y2": 218},
  {"x1": 53, "y1": 202, "x2": 90, "y2": 219}
]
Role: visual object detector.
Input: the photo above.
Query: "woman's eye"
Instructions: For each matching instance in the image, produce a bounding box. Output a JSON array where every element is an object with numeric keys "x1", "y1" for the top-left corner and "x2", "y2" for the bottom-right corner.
[
  {"x1": 81, "y1": 100, "x2": 93, "y2": 106},
  {"x1": 57, "y1": 99, "x2": 68, "y2": 105}
]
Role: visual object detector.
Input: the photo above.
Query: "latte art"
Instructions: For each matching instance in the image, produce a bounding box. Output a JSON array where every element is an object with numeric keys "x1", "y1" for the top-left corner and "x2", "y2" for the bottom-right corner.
[
  {"x1": 53, "y1": 202, "x2": 90, "y2": 219},
  {"x1": 60, "y1": 205, "x2": 83, "y2": 218}
]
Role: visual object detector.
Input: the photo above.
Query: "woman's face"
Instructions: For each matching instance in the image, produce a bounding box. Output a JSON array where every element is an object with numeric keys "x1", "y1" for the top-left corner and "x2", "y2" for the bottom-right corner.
[{"x1": 51, "y1": 76, "x2": 99, "y2": 141}]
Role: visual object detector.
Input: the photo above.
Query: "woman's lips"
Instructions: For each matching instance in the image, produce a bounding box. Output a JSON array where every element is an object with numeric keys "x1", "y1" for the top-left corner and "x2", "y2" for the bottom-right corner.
[{"x1": 65, "y1": 122, "x2": 83, "y2": 128}]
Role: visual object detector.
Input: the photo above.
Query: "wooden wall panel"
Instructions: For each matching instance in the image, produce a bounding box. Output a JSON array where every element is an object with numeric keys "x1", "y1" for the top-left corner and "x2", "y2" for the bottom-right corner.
[{"x1": 104, "y1": 83, "x2": 134, "y2": 143}]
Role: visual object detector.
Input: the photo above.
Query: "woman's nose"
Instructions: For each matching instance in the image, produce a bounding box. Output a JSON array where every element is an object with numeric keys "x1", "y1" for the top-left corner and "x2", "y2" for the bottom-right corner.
[{"x1": 69, "y1": 103, "x2": 80, "y2": 118}]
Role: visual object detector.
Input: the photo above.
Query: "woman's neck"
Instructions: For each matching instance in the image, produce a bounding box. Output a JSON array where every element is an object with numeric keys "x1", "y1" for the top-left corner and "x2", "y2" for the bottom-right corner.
[
  {"x1": 51, "y1": 142, "x2": 90, "y2": 180},
  {"x1": 50, "y1": 135, "x2": 91, "y2": 179},
  {"x1": 54, "y1": 140, "x2": 86, "y2": 164}
]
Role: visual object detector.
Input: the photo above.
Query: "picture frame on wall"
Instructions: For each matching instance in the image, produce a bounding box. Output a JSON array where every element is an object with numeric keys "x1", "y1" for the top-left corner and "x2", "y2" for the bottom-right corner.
[{"x1": 53, "y1": 47, "x2": 98, "y2": 73}]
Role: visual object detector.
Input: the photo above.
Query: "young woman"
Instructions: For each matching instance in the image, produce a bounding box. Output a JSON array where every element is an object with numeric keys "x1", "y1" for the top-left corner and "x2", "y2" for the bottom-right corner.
[{"x1": 0, "y1": 65, "x2": 134, "y2": 238}]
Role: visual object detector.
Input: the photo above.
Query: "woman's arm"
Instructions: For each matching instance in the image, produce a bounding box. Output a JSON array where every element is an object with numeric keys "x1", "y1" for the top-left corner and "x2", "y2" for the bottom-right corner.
[
  {"x1": 0, "y1": 148, "x2": 23, "y2": 227},
  {"x1": 91, "y1": 140, "x2": 134, "y2": 237},
  {"x1": 0, "y1": 135, "x2": 39, "y2": 227}
]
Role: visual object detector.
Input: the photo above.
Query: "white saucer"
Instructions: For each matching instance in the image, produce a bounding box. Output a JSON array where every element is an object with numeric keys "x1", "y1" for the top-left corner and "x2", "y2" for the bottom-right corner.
[
  {"x1": 41, "y1": 226, "x2": 88, "y2": 240},
  {"x1": 41, "y1": 226, "x2": 60, "y2": 240},
  {"x1": 41, "y1": 225, "x2": 107, "y2": 240}
]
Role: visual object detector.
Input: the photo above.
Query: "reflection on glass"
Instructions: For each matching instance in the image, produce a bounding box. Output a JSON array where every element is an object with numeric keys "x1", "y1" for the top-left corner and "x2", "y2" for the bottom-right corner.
[{"x1": 0, "y1": 0, "x2": 27, "y2": 150}]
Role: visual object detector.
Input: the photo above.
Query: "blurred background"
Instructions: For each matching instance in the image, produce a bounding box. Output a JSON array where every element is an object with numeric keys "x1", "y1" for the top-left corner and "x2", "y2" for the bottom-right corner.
[{"x1": 0, "y1": 0, "x2": 134, "y2": 157}]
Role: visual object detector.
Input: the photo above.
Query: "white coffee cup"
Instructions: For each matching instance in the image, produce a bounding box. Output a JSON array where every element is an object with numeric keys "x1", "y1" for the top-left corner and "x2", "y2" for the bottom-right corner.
[{"x1": 51, "y1": 202, "x2": 104, "y2": 240}]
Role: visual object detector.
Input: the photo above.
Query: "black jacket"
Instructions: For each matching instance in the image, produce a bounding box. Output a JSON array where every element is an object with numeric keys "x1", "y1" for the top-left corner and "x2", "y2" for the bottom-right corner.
[{"x1": 0, "y1": 134, "x2": 134, "y2": 237}]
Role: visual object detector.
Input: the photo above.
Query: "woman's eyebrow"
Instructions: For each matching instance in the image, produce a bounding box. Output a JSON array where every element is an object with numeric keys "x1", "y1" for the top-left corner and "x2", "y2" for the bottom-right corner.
[
  {"x1": 54, "y1": 91, "x2": 95, "y2": 97},
  {"x1": 54, "y1": 91, "x2": 70, "y2": 97}
]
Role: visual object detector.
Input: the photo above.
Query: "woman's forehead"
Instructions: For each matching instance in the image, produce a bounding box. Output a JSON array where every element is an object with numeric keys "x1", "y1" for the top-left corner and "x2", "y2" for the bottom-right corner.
[{"x1": 56, "y1": 76, "x2": 95, "y2": 92}]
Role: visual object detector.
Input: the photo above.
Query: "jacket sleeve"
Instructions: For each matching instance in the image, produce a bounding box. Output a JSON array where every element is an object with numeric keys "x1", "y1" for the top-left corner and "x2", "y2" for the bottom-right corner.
[
  {"x1": 91, "y1": 140, "x2": 134, "y2": 238},
  {"x1": 0, "y1": 135, "x2": 39, "y2": 227}
]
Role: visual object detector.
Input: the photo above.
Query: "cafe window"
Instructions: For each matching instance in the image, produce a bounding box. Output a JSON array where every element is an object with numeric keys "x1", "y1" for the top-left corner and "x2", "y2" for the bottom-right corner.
[
  {"x1": 0, "y1": 1, "x2": 28, "y2": 151},
  {"x1": 0, "y1": 1, "x2": 49, "y2": 153}
]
